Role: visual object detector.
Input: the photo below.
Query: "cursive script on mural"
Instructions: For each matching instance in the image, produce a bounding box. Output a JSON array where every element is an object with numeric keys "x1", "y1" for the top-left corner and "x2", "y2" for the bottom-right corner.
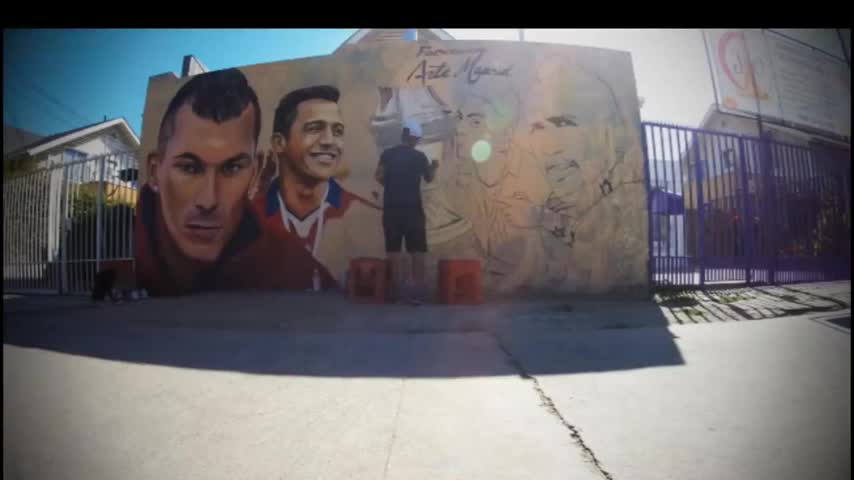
[{"x1": 408, "y1": 45, "x2": 513, "y2": 86}]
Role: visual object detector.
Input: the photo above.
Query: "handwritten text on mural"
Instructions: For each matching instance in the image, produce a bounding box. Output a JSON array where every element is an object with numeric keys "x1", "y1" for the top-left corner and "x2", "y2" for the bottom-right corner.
[{"x1": 408, "y1": 46, "x2": 513, "y2": 86}]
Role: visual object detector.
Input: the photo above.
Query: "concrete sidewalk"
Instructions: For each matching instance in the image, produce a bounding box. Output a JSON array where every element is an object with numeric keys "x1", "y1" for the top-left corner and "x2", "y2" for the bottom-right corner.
[
  {"x1": 4, "y1": 309, "x2": 849, "y2": 479},
  {"x1": 4, "y1": 280, "x2": 850, "y2": 479}
]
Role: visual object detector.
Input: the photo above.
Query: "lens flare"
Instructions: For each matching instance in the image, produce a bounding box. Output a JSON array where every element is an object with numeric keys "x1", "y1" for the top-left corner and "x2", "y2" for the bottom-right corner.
[{"x1": 471, "y1": 140, "x2": 492, "y2": 163}]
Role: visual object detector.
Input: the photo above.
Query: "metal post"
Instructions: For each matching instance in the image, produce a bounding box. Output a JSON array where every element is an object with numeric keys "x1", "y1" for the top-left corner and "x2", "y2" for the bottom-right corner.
[
  {"x1": 760, "y1": 134, "x2": 776, "y2": 284},
  {"x1": 59, "y1": 164, "x2": 69, "y2": 294},
  {"x1": 738, "y1": 137, "x2": 753, "y2": 285},
  {"x1": 96, "y1": 155, "x2": 105, "y2": 274},
  {"x1": 693, "y1": 132, "x2": 706, "y2": 287},
  {"x1": 641, "y1": 123, "x2": 655, "y2": 290}
]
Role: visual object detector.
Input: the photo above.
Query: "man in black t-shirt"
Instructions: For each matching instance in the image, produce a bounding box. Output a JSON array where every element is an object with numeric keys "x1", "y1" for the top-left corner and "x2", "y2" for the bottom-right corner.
[{"x1": 375, "y1": 119, "x2": 439, "y2": 303}]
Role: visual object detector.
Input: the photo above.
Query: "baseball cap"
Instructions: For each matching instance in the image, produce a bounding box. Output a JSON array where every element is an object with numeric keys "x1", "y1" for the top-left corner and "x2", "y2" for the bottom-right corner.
[{"x1": 403, "y1": 118, "x2": 423, "y2": 138}]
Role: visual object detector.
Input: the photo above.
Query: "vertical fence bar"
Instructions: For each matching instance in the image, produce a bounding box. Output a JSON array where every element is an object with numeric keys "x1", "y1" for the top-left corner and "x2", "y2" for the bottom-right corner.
[
  {"x1": 795, "y1": 147, "x2": 809, "y2": 280},
  {"x1": 120, "y1": 154, "x2": 126, "y2": 260},
  {"x1": 661, "y1": 128, "x2": 671, "y2": 278},
  {"x1": 29, "y1": 173, "x2": 37, "y2": 290},
  {"x1": 722, "y1": 136, "x2": 731, "y2": 279},
  {"x1": 726, "y1": 136, "x2": 738, "y2": 280},
  {"x1": 642, "y1": 124, "x2": 655, "y2": 288},
  {"x1": 124, "y1": 153, "x2": 131, "y2": 260},
  {"x1": 121, "y1": 153, "x2": 128, "y2": 260},
  {"x1": 777, "y1": 143, "x2": 788, "y2": 283},
  {"x1": 756, "y1": 140, "x2": 768, "y2": 284},
  {"x1": 684, "y1": 129, "x2": 695, "y2": 286},
  {"x1": 772, "y1": 142, "x2": 792, "y2": 284},
  {"x1": 816, "y1": 153, "x2": 829, "y2": 280},
  {"x1": 73, "y1": 161, "x2": 79, "y2": 293},
  {"x1": 705, "y1": 131, "x2": 719, "y2": 283},
  {"x1": 69, "y1": 161, "x2": 76, "y2": 293},
  {"x1": 722, "y1": 135, "x2": 732, "y2": 280},
  {"x1": 787, "y1": 145, "x2": 799, "y2": 282},
  {"x1": 832, "y1": 154, "x2": 844, "y2": 279},
  {"x1": 789, "y1": 146, "x2": 800, "y2": 279},
  {"x1": 21, "y1": 174, "x2": 27, "y2": 290},
  {"x1": 37, "y1": 171, "x2": 44, "y2": 288},
  {"x1": 676, "y1": 130, "x2": 690, "y2": 285},
  {"x1": 23, "y1": 174, "x2": 30, "y2": 290},
  {"x1": 694, "y1": 130, "x2": 706, "y2": 287},
  {"x1": 17, "y1": 178, "x2": 24, "y2": 289},
  {"x1": 38, "y1": 170, "x2": 46, "y2": 290},
  {"x1": 15, "y1": 176, "x2": 23, "y2": 290},
  {"x1": 666, "y1": 127, "x2": 679, "y2": 274},
  {"x1": 811, "y1": 146, "x2": 822, "y2": 281},
  {"x1": 738, "y1": 137, "x2": 752, "y2": 285},
  {"x1": 96, "y1": 154, "x2": 105, "y2": 278},
  {"x1": 791, "y1": 145, "x2": 801, "y2": 281},
  {"x1": 683, "y1": 129, "x2": 695, "y2": 285},
  {"x1": 702, "y1": 132, "x2": 713, "y2": 283},
  {"x1": 128, "y1": 154, "x2": 135, "y2": 275},
  {"x1": 814, "y1": 149, "x2": 824, "y2": 279},
  {"x1": 776, "y1": 143, "x2": 788, "y2": 283},
  {"x1": 661, "y1": 127, "x2": 671, "y2": 280},
  {"x1": 43, "y1": 169, "x2": 51, "y2": 290},
  {"x1": 713, "y1": 133, "x2": 725, "y2": 282},
  {"x1": 761, "y1": 135, "x2": 776, "y2": 284},
  {"x1": 790, "y1": 144, "x2": 801, "y2": 282},
  {"x1": 717, "y1": 134, "x2": 728, "y2": 279},
  {"x1": 111, "y1": 156, "x2": 116, "y2": 262},
  {"x1": 59, "y1": 164, "x2": 68, "y2": 294},
  {"x1": 77, "y1": 161, "x2": 85, "y2": 293},
  {"x1": 828, "y1": 153, "x2": 838, "y2": 279},
  {"x1": 724, "y1": 135, "x2": 735, "y2": 280},
  {"x1": 814, "y1": 148, "x2": 827, "y2": 280},
  {"x1": 652, "y1": 126, "x2": 670, "y2": 282}
]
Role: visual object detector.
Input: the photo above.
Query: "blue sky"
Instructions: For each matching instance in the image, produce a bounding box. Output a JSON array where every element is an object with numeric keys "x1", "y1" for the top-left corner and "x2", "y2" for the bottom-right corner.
[
  {"x1": 2, "y1": 28, "x2": 715, "y2": 140},
  {"x1": 5, "y1": 29, "x2": 846, "y2": 141},
  {"x1": 3, "y1": 29, "x2": 358, "y2": 137}
]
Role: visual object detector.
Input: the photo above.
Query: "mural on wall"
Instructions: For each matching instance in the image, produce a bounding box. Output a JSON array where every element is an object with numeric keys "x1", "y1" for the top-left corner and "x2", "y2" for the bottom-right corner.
[{"x1": 137, "y1": 40, "x2": 648, "y2": 296}]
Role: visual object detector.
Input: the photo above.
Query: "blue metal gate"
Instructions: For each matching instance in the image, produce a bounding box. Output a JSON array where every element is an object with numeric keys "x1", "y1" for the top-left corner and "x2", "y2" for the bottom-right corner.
[{"x1": 642, "y1": 122, "x2": 851, "y2": 288}]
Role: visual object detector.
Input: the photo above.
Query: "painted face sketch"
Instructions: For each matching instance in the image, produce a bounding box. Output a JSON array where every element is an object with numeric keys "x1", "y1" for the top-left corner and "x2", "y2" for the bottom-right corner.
[
  {"x1": 520, "y1": 58, "x2": 637, "y2": 247},
  {"x1": 453, "y1": 92, "x2": 520, "y2": 189}
]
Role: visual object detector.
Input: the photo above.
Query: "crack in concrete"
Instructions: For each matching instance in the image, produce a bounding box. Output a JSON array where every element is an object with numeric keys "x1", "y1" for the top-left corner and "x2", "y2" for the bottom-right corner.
[
  {"x1": 491, "y1": 333, "x2": 615, "y2": 480},
  {"x1": 382, "y1": 376, "x2": 406, "y2": 479}
]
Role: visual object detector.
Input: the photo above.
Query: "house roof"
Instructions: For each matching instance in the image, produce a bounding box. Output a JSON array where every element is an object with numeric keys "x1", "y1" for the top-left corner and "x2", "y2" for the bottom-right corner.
[
  {"x1": 3, "y1": 118, "x2": 140, "y2": 160},
  {"x1": 335, "y1": 29, "x2": 454, "y2": 53},
  {"x1": 3, "y1": 125, "x2": 44, "y2": 156}
]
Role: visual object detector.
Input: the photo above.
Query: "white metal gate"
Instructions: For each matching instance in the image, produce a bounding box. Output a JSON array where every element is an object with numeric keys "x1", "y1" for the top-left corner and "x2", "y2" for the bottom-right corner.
[{"x1": 3, "y1": 151, "x2": 138, "y2": 294}]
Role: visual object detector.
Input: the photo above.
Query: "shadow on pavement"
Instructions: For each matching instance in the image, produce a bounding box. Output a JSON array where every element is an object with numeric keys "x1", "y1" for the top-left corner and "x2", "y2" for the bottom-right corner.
[{"x1": 3, "y1": 290, "x2": 685, "y2": 378}]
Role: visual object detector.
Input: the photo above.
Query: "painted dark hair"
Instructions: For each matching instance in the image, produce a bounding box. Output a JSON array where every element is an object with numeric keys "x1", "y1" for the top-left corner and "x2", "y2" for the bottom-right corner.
[
  {"x1": 273, "y1": 85, "x2": 340, "y2": 139},
  {"x1": 157, "y1": 68, "x2": 261, "y2": 153}
]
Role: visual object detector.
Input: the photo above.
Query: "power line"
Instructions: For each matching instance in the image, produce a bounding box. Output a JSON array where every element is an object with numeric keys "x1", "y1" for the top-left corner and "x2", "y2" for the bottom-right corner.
[
  {"x1": 5, "y1": 74, "x2": 95, "y2": 126},
  {"x1": 3, "y1": 80, "x2": 83, "y2": 131}
]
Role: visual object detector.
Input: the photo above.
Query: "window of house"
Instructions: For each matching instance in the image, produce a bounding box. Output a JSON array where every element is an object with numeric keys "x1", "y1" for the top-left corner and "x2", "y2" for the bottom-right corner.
[{"x1": 63, "y1": 148, "x2": 87, "y2": 163}]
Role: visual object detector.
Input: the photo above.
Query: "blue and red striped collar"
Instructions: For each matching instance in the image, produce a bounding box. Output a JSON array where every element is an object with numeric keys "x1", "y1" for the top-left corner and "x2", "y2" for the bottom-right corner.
[{"x1": 264, "y1": 177, "x2": 343, "y2": 217}]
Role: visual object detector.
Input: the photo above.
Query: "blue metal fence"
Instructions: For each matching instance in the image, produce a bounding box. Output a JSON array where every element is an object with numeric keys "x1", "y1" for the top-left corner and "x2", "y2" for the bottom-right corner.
[{"x1": 643, "y1": 122, "x2": 851, "y2": 288}]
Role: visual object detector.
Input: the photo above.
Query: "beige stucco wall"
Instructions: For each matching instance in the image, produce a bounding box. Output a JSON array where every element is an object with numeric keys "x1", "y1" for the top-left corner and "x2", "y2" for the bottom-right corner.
[{"x1": 139, "y1": 40, "x2": 649, "y2": 294}]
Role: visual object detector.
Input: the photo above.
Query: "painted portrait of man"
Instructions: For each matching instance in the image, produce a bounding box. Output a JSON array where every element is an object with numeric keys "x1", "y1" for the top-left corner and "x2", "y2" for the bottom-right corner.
[
  {"x1": 253, "y1": 85, "x2": 384, "y2": 285},
  {"x1": 135, "y1": 69, "x2": 334, "y2": 295}
]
